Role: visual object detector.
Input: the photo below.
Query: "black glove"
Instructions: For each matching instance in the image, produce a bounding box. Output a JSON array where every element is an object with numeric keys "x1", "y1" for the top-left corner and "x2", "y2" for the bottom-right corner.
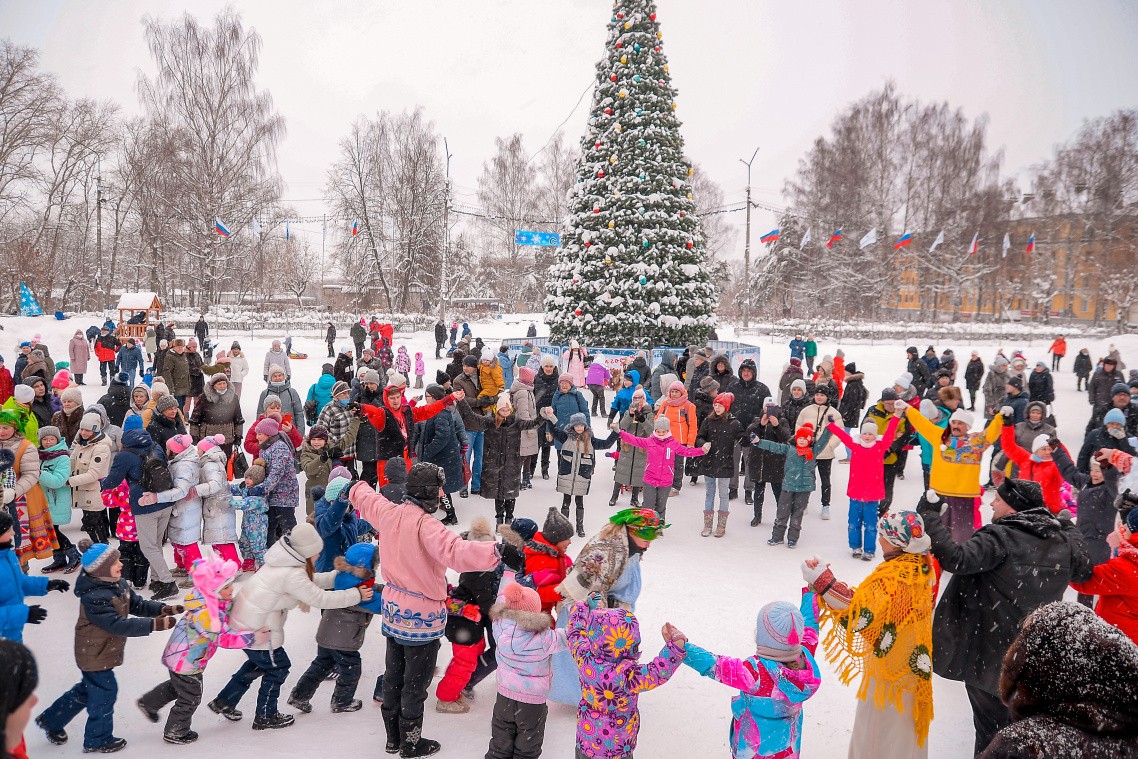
[
  {"x1": 47, "y1": 579, "x2": 70, "y2": 593},
  {"x1": 27, "y1": 605, "x2": 47, "y2": 624},
  {"x1": 498, "y1": 541, "x2": 526, "y2": 574},
  {"x1": 161, "y1": 605, "x2": 185, "y2": 616},
  {"x1": 347, "y1": 401, "x2": 362, "y2": 417},
  {"x1": 329, "y1": 447, "x2": 344, "y2": 460},
  {"x1": 319, "y1": 449, "x2": 331, "y2": 461}
]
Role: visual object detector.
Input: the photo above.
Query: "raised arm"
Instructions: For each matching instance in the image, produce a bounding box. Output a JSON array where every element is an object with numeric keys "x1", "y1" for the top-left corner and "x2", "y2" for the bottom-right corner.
[
  {"x1": 619, "y1": 430, "x2": 650, "y2": 450},
  {"x1": 826, "y1": 421, "x2": 854, "y2": 447}
]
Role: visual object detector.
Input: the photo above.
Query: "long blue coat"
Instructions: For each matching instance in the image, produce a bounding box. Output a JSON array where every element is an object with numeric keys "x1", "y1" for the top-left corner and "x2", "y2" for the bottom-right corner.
[
  {"x1": 0, "y1": 548, "x2": 49, "y2": 642},
  {"x1": 418, "y1": 405, "x2": 465, "y2": 494}
]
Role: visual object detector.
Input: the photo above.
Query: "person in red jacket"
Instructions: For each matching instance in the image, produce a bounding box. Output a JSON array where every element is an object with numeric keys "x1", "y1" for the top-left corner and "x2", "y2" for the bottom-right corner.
[
  {"x1": 521, "y1": 508, "x2": 575, "y2": 617},
  {"x1": 1070, "y1": 507, "x2": 1138, "y2": 644},
  {"x1": 1048, "y1": 335, "x2": 1067, "y2": 372},
  {"x1": 999, "y1": 417, "x2": 1065, "y2": 514},
  {"x1": 0, "y1": 355, "x2": 13, "y2": 405},
  {"x1": 358, "y1": 386, "x2": 463, "y2": 485}
]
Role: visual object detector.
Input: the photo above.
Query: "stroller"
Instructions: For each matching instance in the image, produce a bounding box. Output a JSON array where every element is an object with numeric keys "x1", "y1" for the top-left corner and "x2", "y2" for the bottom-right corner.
[{"x1": 202, "y1": 336, "x2": 214, "y2": 363}]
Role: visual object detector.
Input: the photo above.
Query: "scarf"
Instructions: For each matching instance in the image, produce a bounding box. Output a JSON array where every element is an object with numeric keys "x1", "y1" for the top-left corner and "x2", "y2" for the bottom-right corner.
[
  {"x1": 817, "y1": 553, "x2": 936, "y2": 746},
  {"x1": 665, "y1": 390, "x2": 688, "y2": 408}
]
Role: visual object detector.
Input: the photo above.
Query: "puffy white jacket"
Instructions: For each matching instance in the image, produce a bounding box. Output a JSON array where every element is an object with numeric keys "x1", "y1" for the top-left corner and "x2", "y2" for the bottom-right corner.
[
  {"x1": 68, "y1": 434, "x2": 113, "y2": 511},
  {"x1": 229, "y1": 537, "x2": 363, "y2": 650},
  {"x1": 195, "y1": 446, "x2": 235, "y2": 544},
  {"x1": 158, "y1": 446, "x2": 202, "y2": 544}
]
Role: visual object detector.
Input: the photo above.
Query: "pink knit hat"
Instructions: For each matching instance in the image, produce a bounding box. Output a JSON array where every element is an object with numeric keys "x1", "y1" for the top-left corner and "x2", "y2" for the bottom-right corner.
[
  {"x1": 255, "y1": 417, "x2": 280, "y2": 436},
  {"x1": 167, "y1": 433, "x2": 194, "y2": 456},
  {"x1": 503, "y1": 582, "x2": 541, "y2": 614},
  {"x1": 519, "y1": 366, "x2": 536, "y2": 385},
  {"x1": 51, "y1": 370, "x2": 72, "y2": 390},
  {"x1": 197, "y1": 433, "x2": 226, "y2": 453},
  {"x1": 558, "y1": 373, "x2": 575, "y2": 386}
]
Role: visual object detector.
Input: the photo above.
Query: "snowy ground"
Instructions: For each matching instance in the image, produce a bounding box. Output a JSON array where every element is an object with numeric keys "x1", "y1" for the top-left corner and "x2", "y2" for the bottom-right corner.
[{"x1": 5, "y1": 311, "x2": 1127, "y2": 758}]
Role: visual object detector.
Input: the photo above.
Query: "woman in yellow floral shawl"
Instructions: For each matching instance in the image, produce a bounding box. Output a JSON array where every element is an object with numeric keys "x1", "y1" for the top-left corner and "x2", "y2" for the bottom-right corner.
[
  {"x1": 0, "y1": 409, "x2": 57, "y2": 569},
  {"x1": 801, "y1": 509, "x2": 939, "y2": 758}
]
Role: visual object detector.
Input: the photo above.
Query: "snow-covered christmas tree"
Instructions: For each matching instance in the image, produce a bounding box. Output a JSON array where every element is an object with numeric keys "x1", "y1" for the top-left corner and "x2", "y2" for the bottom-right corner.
[{"x1": 544, "y1": 0, "x2": 718, "y2": 348}]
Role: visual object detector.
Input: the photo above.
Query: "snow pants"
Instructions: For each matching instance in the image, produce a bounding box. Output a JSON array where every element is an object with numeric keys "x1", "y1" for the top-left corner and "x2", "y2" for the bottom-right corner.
[
  {"x1": 436, "y1": 639, "x2": 485, "y2": 702},
  {"x1": 772, "y1": 490, "x2": 810, "y2": 543},
  {"x1": 139, "y1": 671, "x2": 203, "y2": 737},
  {"x1": 383, "y1": 638, "x2": 441, "y2": 723},
  {"x1": 39, "y1": 669, "x2": 118, "y2": 751},
  {"x1": 216, "y1": 647, "x2": 292, "y2": 718},
  {"x1": 486, "y1": 694, "x2": 549, "y2": 759},
  {"x1": 293, "y1": 646, "x2": 362, "y2": 707}
]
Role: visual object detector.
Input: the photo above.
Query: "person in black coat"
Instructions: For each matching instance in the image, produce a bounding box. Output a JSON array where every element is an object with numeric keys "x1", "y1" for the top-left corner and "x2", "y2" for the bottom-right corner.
[
  {"x1": 96, "y1": 373, "x2": 132, "y2": 427},
  {"x1": 979, "y1": 602, "x2": 1138, "y2": 759},
  {"x1": 326, "y1": 323, "x2": 337, "y2": 358},
  {"x1": 837, "y1": 363, "x2": 867, "y2": 428},
  {"x1": 1072, "y1": 348, "x2": 1093, "y2": 391},
  {"x1": 725, "y1": 359, "x2": 771, "y2": 500},
  {"x1": 1027, "y1": 362, "x2": 1055, "y2": 406},
  {"x1": 918, "y1": 480, "x2": 1093, "y2": 756},
  {"x1": 1076, "y1": 408, "x2": 1137, "y2": 473},
  {"x1": 333, "y1": 350, "x2": 355, "y2": 385},
  {"x1": 417, "y1": 384, "x2": 466, "y2": 524},
  {"x1": 146, "y1": 403, "x2": 187, "y2": 452},
  {"x1": 1086, "y1": 383, "x2": 1138, "y2": 436},
  {"x1": 922, "y1": 369, "x2": 954, "y2": 402},
  {"x1": 1051, "y1": 441, "x2": 1120, "y2": 586},
  {"x1": 906, "y1": 346, "x2": 932, "y2": 395},
  {"x1": 532, "y1": 359, "x2": 560, "y2": 479},
  {"x1": 433, "y1": 321, "x2": 447, "y2": 359},
  {"x1": 445, "y1": 349, "x2": 466, "y2": 382},
  {"x1": 744, "y1": 401, "x2": 790, "y2": 526},
  {"x1": 695, "y1": 394, "x2": 747, "y2": 536},
  {"x1": 964, "y1": 352, "x2": 985, "y2": 411}
]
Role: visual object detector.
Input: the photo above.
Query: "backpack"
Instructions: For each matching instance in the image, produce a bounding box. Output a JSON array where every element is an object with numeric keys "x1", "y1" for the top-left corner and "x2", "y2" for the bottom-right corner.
[{"x1": 127, "y1": 449, "x2": 175, "y2": 493}]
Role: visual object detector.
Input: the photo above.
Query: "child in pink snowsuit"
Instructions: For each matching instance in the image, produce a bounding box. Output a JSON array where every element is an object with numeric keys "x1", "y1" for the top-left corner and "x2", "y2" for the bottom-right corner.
[
  {"x1": 618, "y1": 416, "x2": 708, "y2": 519},
  {"x1": 568, "y1": 594, "x2": 686, "y2": 759},
  {"x1": 826, "y1": 413, "x2": 901, "y2": 560},
  {"x1": 414, "y1": 352, "x2": 425, "y2": 389}
]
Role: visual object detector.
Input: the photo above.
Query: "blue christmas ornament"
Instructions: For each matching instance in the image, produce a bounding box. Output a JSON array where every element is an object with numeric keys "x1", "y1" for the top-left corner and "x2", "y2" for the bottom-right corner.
[
  {"x1": 639, "y1": 276, "x2": 647, "y2": 285},
  {"x1": 642, "y1": 240, "x2": 650, "y2": 248}
]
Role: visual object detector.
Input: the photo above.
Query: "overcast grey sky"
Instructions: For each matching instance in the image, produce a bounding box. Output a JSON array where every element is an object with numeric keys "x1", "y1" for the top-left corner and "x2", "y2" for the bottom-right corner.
[{"x1": 4, "y1": 0, "x2": 1138, "y2": 255}]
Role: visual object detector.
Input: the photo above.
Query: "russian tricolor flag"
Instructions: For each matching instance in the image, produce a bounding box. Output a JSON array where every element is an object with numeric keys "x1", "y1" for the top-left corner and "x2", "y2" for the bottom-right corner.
[
  {"x1": 351, "y1": 219, "x2": 359, "y2": 237},
  {"x1": 826, "y1": 228, "x2": 843, "y2": 249},
  {"x1": 1026, "y1": 232, "x2": 1035, "y2": 254},
  {"x1": 759, "y1": 229, "x2": 779, "y2": 244},
  {"x1": 894, "y1": 232, "x2": 912, "y2": 250},
  {"x1": 215, "y1": 217, "x2": 231, "y2": 238},
  {"x1": 968, "y1": 232, "x2": 979, "y2": 256}
]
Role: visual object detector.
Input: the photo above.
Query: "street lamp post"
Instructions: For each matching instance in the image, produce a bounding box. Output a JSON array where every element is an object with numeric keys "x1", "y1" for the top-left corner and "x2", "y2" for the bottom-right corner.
[{"x1": 739, "y1": 148, "x2": 759, "y2": 329}]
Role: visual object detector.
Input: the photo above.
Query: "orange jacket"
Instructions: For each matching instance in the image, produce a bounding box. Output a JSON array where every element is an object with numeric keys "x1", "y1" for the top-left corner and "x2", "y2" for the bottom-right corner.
[
  {"x1": 1000, "y1": 425, "x2": 1064, "y2": 514},
  {"x1": 1048, "y1": 338, "x2": 1067, "y2": 357}
]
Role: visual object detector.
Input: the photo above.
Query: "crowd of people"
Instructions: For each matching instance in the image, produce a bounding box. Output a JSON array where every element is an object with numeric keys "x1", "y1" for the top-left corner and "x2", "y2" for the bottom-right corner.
[{"x1": 1, "y1": 315, "x2": 1136, "y2": 759}]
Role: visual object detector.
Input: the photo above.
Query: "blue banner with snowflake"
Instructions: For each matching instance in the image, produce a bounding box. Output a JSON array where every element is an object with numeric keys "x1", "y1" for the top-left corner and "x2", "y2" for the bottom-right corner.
[{"x1": 18, "y1": 281, "x2": 43, "y2": 316}]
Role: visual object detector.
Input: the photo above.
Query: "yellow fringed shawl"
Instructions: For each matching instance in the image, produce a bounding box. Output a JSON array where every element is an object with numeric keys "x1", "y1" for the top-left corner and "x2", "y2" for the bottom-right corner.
[{"x1": 817, "y1": 553, "x2": 936, "y2": 746}]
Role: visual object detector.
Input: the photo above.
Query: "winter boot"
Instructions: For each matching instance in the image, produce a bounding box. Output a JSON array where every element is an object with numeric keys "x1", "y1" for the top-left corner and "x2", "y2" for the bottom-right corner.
[
  {"x1": 714, "y1": 512, "x2": 728, "y2": 538},
  {"x1": 750, "y1": 497, "x2": 763, "y2": 527},
  {"x1": 701, "y1": 512, "x2": 713, "y2": 537},
  {"x1": 382, "y1": 711, "x2": 401, "y2": 754},
  {"x1": 608, "y1": 483, "x2": 620, "y2": 507},
  {"x1": 630, "y1": 487, "x2": 640, "y2": 508},
  {"x1": 744, "y1": 490, "x2": 753, "y2": 505},
  {"x1": 41, "y1": 550, "x2": 68, "y2": 573},
  {"x1": 434, "y1": 698, "x2": 469, "y2": 714},
  {"x1": 64, "y1": 547, "x2": 83, "y2": 574},
  {"x1": 399, "y1": 717, "x2": 440, "y2": 757},
  {"x1": 561, "y1": 503, "x2": 570, "y2": 519},
  {"x1": 504, "y1": 499, "x2": 516, "y2": 523},
  {"x1": 207, "y1": 700, "x2": 242, "y2": 721},
  {"x1": 728, "y1": 487, "x2": 738, "y2": 501},
  {"x1": 150, "y1": 581, "x2": 178, "y2": 601},
  {"x1": 576, "y1": 505, "x2": 586, "y2": 538},
  {"x1": 252, "y1": 713, "x2": 295, "y2": 730},
  {"x1": 440, "y1": 500, "x2": 458, "y2": 526},
  {"x1": 36, "y1": 716, "x2": 67, "y2": 745},
  {"x1": 331, "y1": 699, "x2": 362, "y2": 713}
]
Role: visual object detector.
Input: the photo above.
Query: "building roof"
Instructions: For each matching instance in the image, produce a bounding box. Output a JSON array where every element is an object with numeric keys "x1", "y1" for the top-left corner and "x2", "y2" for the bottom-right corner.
[{"x1": 116, "y1": 292, "x2": 161, "y2": 310}]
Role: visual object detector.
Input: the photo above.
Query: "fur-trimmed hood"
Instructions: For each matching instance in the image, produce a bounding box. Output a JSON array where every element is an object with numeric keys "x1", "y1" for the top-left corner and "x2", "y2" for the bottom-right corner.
[
  {"x1": 490, "y1": 601, "x2": 553, "y2": 631},
  {"x1": 0, "y1": 447, "x2": 14, "y2": 472}
]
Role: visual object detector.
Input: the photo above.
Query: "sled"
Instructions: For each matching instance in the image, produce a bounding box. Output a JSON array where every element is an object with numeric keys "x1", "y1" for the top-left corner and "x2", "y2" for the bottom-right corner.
[
  {"x1": 54, "y1": 311, "x2": 67, "y2": 320},
  {"x1": 287, "y1": 351, "x2": 308, "y2": 359}
]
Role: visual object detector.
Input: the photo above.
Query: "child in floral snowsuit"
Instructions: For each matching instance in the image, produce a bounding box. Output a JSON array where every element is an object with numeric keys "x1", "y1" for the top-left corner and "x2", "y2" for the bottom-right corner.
[
  {"x1": 230, "y1": 460, "x2": 268, "y2": 571},
  {"x1": 567, "y1": 594, "x2": 686, "y2": 759},
  {"x1": 395, "y1": 346, "x2": 412, "y2": 386},
  {"x1": 113, "y1": 479, "x2": 149, "y2": 589}
]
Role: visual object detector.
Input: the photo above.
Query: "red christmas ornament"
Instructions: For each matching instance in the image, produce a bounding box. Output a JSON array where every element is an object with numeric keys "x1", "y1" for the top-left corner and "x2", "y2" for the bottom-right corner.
[
  {"x1": 650, "y1": 13, "x2": 656, "y2": 20},
  {"x1": 610, "y1": 74, "x2": 617, "y2": 82},
  {"x1": 575, "y1": 309, "x2": 583, "y2": 316},
  {"x1": 655, "y1": 46, "x2": 661, "y2": 52},
  {"x1": 593, "y1": 208, "x2": 601, "y2": 214},
  {"x1": 686, "y1": 241, "x2": 694, "y2": 249},
  {"x1": 604, "y1": 108, "x2": 612, "y2": 115},
  {"x1": 595, "y1": 141, "x2": 601, "y2": 148},
  {"x1": 585, "y1": 241, "x2": 592, "y2": 247},
  {"x1": 616, "y1": 12, "x2": 623, "y2": 19},
  {"x1": 616, "y1": 41, "x2": 623, "y2": 48},
  {"x1": 679, "y1": 211, "x2": 685, "y2": 217},
  {"x1": 597, "y1": 170, "x2": 605, "y2": 178},
  {"x1": 573, "y1": 279, "x2": 579, "y2": 284}
]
